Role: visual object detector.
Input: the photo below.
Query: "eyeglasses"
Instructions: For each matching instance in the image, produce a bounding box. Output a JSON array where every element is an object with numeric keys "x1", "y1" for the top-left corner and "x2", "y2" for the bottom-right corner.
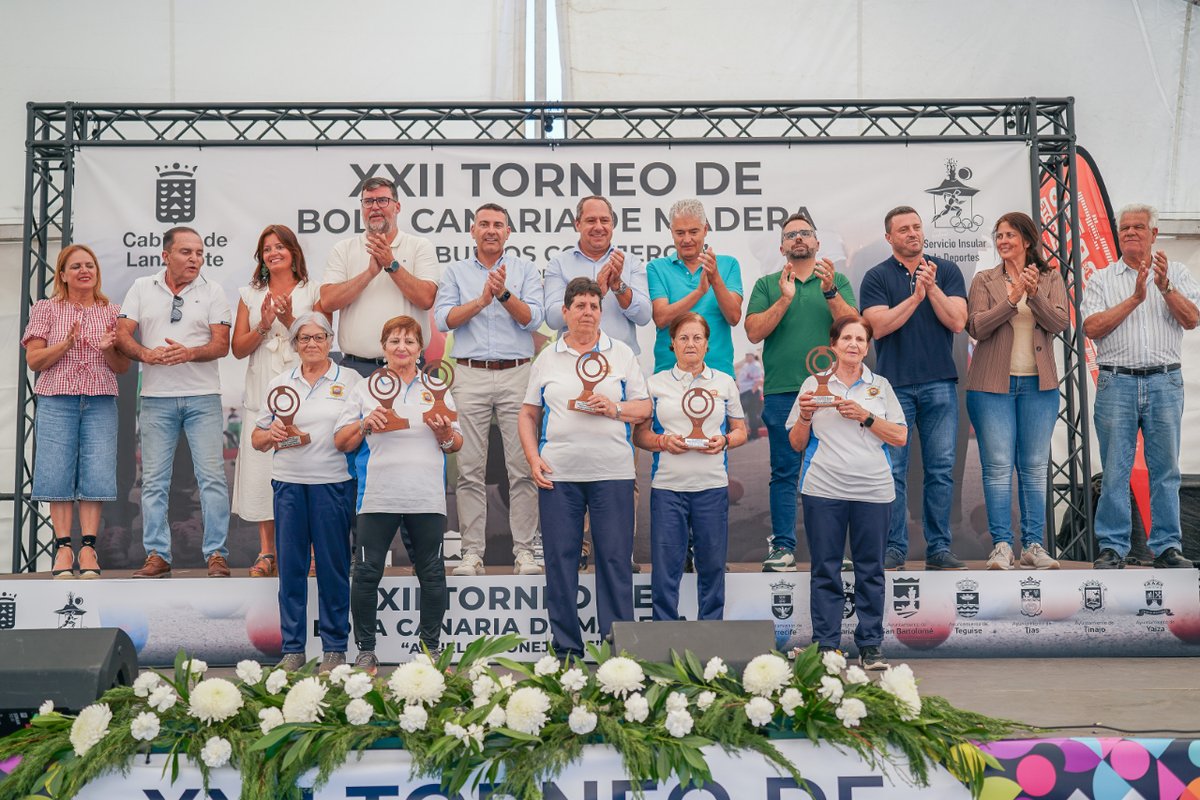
[
  {"x1": 782, "y1": 230, "x2": 816, "y2": 241},
  {"x1": 170, "y1": 295, "x2": 184, "y2": 323},
  {"x1": 360, "y1": 197, "x2": 394, "y2": 208},
  {"x1": 296, "y1": 333, "x2": 330, "y2": 344}
]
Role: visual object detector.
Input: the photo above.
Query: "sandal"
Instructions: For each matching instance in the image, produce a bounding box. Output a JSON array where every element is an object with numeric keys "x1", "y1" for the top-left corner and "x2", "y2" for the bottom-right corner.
[
  {"x1": 249, "y1": 553, "x2": 277, "y2": 578},
  {"x1": 77, "y1": 535, "x2": 101, "y2": 579},
  {"x1": 52, "y1": 537, "x2": 75, "y2": 580}
]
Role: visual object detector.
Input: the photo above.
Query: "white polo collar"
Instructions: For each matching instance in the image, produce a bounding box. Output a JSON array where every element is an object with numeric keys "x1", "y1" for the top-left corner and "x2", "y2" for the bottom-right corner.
[
  {"x1": 554, "y1": 331, "x2": 614, "y2": 355},
  {"x1": 670, "y1": 364, "x2": 715, "y2": 382}
]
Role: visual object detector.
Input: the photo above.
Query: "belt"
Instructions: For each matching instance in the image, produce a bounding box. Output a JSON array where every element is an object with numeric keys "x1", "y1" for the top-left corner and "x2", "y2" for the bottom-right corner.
[
  {"x1": 342, "y1": 353, "x2": 387, "y2": 367},
  {"x1": 1098, "y1": 363, "x2": 1180, "y2": 377},
  {"x1": 456, "y1": 357, "x2": 531, "y2": 371}
]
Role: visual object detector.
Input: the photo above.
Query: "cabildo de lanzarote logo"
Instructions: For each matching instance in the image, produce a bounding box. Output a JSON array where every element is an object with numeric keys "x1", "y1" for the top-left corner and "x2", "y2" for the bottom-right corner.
[
  {"x1": 926, "y1": 158, "x2": 983, "y2": 233},
  {"x1": 156, "y1": 162, "x2": 198, "y2": 223}
]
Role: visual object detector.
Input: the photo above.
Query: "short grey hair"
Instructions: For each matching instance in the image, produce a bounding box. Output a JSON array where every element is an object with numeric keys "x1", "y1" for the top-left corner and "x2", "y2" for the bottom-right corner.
[
  {"x1": 289, "y1": 312, "x2": 334, "y2": 348},
  {"x1": 1117, "y1": 203, "x2": 1158, "y2": 229},
  {"x1": 668, "y1": 198, "x2": 708, "y2": 226}
]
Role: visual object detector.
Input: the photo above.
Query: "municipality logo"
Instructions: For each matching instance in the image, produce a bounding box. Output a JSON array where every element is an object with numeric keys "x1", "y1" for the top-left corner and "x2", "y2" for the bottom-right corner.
[
  {"x1": 1020, "y1": 577, "x2": 1043, "y2": 618},
  {"x1": 955, "y1": 578, "x2": 979, "y2": 618},
  {"x1": 155, "y1": 162, "x2": 198, "y2": 223},
  {"x1": 926, "y1": 158, "x2": 983, "y2": 232},
  {"x1": 842, "y1": 580, "x2": 856, "y2": 620},
  {"x1": 892, "y1": 577, "x2": 920, "y2": 618},
  {"x1": 0, "y1": 591, "x2": 15, "y2": 629},
  {"x1": 1079, "y1": 579, "x2": 1106, "y2": 612},
  {"x1": 771, "y1": 580, "x2": 795, "y2": 620},
  {"x1": 54, "y1": 591, "x2": 87, "y2": 629},
  {"x1": 1137, "y1": 578, "x2": 1174, "y2": 617}
]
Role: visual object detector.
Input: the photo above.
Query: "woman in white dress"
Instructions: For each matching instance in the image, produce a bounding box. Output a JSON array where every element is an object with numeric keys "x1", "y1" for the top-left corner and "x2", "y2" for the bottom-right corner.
[{"x1": 231, "y1": 224, "x2": 326, "y2": 577}]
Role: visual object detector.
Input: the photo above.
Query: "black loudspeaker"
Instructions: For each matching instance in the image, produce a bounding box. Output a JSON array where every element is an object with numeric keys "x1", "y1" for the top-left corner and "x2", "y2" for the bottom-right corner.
[
  {"x1": 0, "y1": 628, "x2": 138, "y2": 734},
  {"x1": 610, "y1": 620, "x2": 776, "y2": 674}
]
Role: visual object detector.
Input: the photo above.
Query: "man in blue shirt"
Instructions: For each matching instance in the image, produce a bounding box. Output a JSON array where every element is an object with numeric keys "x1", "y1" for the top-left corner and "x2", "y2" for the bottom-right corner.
[
  {"x1": 434, "y1": 203, "x2": 545, "y2": 577},
  {"x1": 859, "y1": 206, "x2": 968, "y2": 571},
  {"x1": 647, "y1": 199, "x2": 743, "y2": 377}
]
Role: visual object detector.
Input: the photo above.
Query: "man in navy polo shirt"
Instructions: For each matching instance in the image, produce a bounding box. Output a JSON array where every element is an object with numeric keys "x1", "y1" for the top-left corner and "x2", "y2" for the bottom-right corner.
[{"x1": 859, "y1": 206, "x2": 968, "y2": 571}]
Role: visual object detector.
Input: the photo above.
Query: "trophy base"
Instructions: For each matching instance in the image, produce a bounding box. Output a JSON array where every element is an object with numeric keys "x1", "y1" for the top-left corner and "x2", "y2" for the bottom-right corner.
[
  {"x1": 683, "y1": 438, "x2": 710, "y2": 450},
  {"x1": 569, "y1": 399, "x2": 596, "y2": 412},
  {"x1": 274, "y1": 431, "x2": 311, "y2": 450},
  {"x1": 423, "y1": 408, "x2": 459, "y2": 424},
  {"x1": 378, "y1": 412, "x2": 410, "y2": 432},
  {"x1": 811, "y1": 394, "x2": 838, "y2": 406}
]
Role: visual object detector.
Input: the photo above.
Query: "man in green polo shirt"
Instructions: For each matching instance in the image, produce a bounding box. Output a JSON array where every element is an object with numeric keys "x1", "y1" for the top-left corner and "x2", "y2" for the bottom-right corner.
[{"x1": 745, "y1": 212, "x2": 857, "y2": 571}]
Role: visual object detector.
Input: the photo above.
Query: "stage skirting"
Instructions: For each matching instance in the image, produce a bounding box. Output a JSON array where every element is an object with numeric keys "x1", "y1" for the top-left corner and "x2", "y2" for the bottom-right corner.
[{"x1": 0, "y1": 570, "x2": 1197, "y2": 666}]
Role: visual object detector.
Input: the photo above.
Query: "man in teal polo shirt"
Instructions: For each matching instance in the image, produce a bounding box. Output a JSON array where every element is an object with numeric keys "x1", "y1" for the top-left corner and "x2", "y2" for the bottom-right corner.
[
  {"x1": 647, "y1": 199, "x2": 743, "y2": 376},
  {"x1": 746, "y1": 213, "x2": 856, "y2": 571}
]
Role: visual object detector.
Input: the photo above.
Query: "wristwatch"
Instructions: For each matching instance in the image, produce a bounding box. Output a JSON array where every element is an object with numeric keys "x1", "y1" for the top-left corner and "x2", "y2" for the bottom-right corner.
[
  {"x1": 863, "y1": 413, "x2": 876, "y2": 428},
  {"x1": 498, "y1": 289, "x2": 513, "y2": 303},
  {"x1": 613, "y1": 280, "x2": 629, "y2": 295},
  {"x1": 384, "y1": 259, "x2": 400, "y2": 274},
  {"x1": 613, "y1": 402, "x2": 623, "y2": 418},
  {"x1": 1163, "y1": 280, "x2": 1176, "y2": 296},
  {"x1": 822, "y1": 287, "x2": 838, "y2": 300}
]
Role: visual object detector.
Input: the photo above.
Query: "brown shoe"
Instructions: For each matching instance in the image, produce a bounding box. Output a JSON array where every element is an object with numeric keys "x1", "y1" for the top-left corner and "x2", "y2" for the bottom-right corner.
[
  {"x1": 133, "y1": 552, "x2": 171, "y2": 579},
  {"x1": 207, "y1": 553, "x2": 231, "y2": 578},
  {"x1": 249, "y1": 553, "x2": 277, "y2": 578}
]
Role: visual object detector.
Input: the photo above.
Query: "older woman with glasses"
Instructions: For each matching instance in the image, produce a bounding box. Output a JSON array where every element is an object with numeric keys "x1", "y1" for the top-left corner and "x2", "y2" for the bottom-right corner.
[{"x1": 252, "y1": 313, "x2": 359, "y2": 673}]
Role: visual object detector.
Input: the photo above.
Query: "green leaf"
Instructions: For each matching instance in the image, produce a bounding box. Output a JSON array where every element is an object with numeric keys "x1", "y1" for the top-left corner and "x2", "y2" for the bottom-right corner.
[{"x1": 249, "y1": 724, "x2": 298, "y2": 752}]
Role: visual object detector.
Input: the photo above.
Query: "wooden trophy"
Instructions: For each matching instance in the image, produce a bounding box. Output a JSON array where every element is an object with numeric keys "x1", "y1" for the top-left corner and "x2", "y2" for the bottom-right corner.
[
  {"x1": 367, "y1": 367, "x2": 410, "y2": 432},
  {"x1": 806, "y1": 346, "x2": 840, "y2": 406},
  {"x1": 266, "y1": 385, "x2": 310, "y2": 450},
  {"x1": 569, "y1": 351, "x2": 610, "y2": 412},
  {"x1": 420, "y1": 359, "x2": 458, "y2": 424},
  {"x1": 681, "y1": 386, "x2": 716, "y2": 449}
]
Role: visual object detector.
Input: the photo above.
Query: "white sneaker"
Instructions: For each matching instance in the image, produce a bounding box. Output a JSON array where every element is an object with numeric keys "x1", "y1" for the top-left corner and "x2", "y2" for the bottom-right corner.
[
  {"x1": 986, "y1": 542, "x2": 1014, "y2": 570},
  {"x1": 514, "y1": 550, "x2": 543, "y2": 576},
  {"x1": 453, "y1": 553, "x2": 485, "y2": 576},
  {"x1": 1019, "y1": 543, "x2": 1060, "y2": 570}
]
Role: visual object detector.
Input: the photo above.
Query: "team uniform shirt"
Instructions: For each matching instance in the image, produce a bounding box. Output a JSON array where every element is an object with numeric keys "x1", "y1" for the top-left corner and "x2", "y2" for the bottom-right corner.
[
  {"x1": 1079, "y1": 258, "x2": 1200, "y2": 367},
  {"x1": 118, "y1": 270, "x2": 232, "y2": 397},
  {"x1": 647, "y1": 366, "x2": 744, "y2": 492},
  {"x1": 323, "y1": 230, "x2": 440, "y2": 358},
  {"x1": 21, "y1": 299, "x2": 122, "y2": 396},
  {"x1": 523, "y1": 332, "x2": 649, "y2": 482},
  {"x1": 433, "y1": 254, "x2": 545, "y2": 359},
  {"x1": 785, "y1": 366, "x2": 906, "y2": 504},
  {"x1": 646, "y1": 254, "x2": 743, "y2": 377},
  {"x1": 335, "y1": 374, "x2": 461, "y2": 515},
  {"x1": 544, "y1": 245, "x2": 652, "y2": 353},
  {"x1": 254, "y1": 362, "x2": 360, "y2": 485}
]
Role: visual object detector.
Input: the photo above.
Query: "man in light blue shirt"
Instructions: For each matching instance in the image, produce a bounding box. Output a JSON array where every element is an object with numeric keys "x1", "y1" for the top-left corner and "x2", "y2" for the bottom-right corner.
[
  {"x1": 434, "y1": 203, "x2": 545, "y2": 577},
  {"x1": 544, "y1": 195, "x2": 652, "y2": 353}
]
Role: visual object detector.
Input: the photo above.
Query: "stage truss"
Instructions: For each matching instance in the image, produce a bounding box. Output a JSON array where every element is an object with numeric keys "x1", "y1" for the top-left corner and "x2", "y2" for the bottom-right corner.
[{"x1": 12, "y1": 99, "x2": 1091, "y2": 572}]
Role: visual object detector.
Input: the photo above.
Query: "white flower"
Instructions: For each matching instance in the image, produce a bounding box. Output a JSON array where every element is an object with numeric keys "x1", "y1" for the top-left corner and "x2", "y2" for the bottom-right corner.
[
  {"x1": 781, "y1": 688, "x2": 806, "y2": 716},
  {"x1": 345, "y1": 698, "x2": 373, "y2": 726},
  {"x1": 650, "y1": 676, "x2": 671, "y2": 687},
  {"x1": 472, "y1": 675, "x2": 499, "y2": 703},
  {"x1": 200, "y1": 735, "x2": 232, "y2": 768},
  {"x1": 505, "y1": 687, "x2": 552, "y2": 735},
  {"x1": 258, "y1": 707, "x2": 284, "y2": 734},
  {"x1": 665, "y1": 692, "x2": 689, "y2": 713},
  {"x1": 484, "y1": 705, "x2": 507, "y2": 728},
  {"x1": 818, "y1": 676, "x2": 844, "y2": 704},
  {"x1": 821, "y1": 650, "x2": 847, "y2": 675},
  {"x1": 182, "y1": 658, "x2": 208, "y2": 678},
  {"x1": 327, "y1": 664, "x2": 353, "y2": 685},
  {"x1": 148, "y1": 685, "x2": 177, "y2": 712},
  {"x1": 744, "y1": 696, "x2": 775, "y2": 727},
  {"x1": 189, "y1": 678, "x2": 244, "y2": 725},
  {"x1": 399, "y1": 703, "x2": 428, "y2": 733},
  {"x1": 596, "y1": 657, "x2": 645, "y2": 697},
  {"x1": 879, "y1": 664, "x2": 922, "y2": 720},
  {"x1": 130, "y1": 711, "x2": 160, "y2": 742},
  {"x1": 343, "y1": 673, "x2": 373, "y2": 699},
  {"x1": 388, "y1": 662, "x2": 446, "y2": 706},
  {"x1": 703, "y1": 657, "x2": 728, "y2": 682},
  {"x1": 696, "y1": 691, "x2": 716, "y2": 711},
  {"x1": 235, "y1": 660, "x2": 264, "y2": 685},
  {"x1": 282, "y1": 677, "x2": 328, "y2": 723},
  {"x1": 533, "y1": 655, "x2": 560, "y2": 677},
  {"x1": 413, "y1": 653, "x2": 434, "y2": 666},
  {"x1": 133, "y1": 672, "x2": 161, "y2": 698},
  {"x1": 568, "y1": 706, "x2": 597, "y2": 735},
  {"x1": 69, "y1": 703, "x2": 112, "y2": 756},
  {"x1": 845, "y1": 666, "x2": 870, "y2": 685},
  {"x1": 444, "y1": 721, "x2": 484, "y2": 748},
  {"x1": 742, "y1": 654, "x2": 791, "y2": 697},
  {"x1": 560, "y1": 668, "x2": 587, "y2": 693},
  {"x1": 498, "y1": 674, "x2": 515, "y2": 690},
  {"x1": 265, "y1": 670, "x2": 289, "y2": 695},
  {"x1": 836, "y1": 697, "x2": 868, "y2": 728},
  {"x1": 38, "y1": 700, "x2": 54, "y2": 716},
  {"x1": 466, "y1": 661, "x2": 490, "y2": 681},
  {"x1": 623, "y1": 693, "x2": 649, "y2": 723},
  {"x1": 665, "y1": 708, "x2": 694, "y2": 738}
]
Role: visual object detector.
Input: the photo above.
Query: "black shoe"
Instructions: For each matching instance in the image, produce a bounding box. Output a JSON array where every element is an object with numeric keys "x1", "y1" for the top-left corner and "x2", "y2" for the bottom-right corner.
[
  {"x1": 1093, "y1": 548, "x2": 1125, "y2": 570},
  {"x1": 858, "y1": 645, "x2": 889, "y2": 671},
  {"x1": 1152, "y1": 548, "x2": 1196, "y2": 569},
  {"x1": 924, "y1": 551, "x2": 967, "y2": 570},
  {"x1": 883, "y1": 549, "x2": 906, "y2": 571}
]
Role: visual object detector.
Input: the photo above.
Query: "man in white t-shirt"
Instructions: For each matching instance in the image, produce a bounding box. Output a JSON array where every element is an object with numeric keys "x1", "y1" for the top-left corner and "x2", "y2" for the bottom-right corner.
[
  {"x1": 116, "y1": 226, "x2": 232, "y2": 578},
  {"x1": 319, "y1": 176, "x2": 440, "y2": 377}
]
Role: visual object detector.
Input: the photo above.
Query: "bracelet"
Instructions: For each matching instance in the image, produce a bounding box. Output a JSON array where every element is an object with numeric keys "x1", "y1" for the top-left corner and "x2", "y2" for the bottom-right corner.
[
  {"x1": 799, "y1": 414, "x2": 813, "y2": 425},
  {"x1": 657, "y1": 433, "x2": 666, "y2": 451},
  {"x1": 721, "y1": 435, "x2": 729, "y2": 451},
  {"x1": 438, "y1": 437, "x2": 454, "y2": 452},
  {"x1": 359, "y1": 419, "x2": 371, "y2": 437},
  {"x1": 255, "y1": 325, "x2": 269, "y2": 337}
]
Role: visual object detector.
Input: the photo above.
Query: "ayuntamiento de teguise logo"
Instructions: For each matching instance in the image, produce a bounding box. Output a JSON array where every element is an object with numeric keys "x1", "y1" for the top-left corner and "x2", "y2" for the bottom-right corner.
[
  {"x1": 955, "y1": 578, "x2": 979, "y2": 619},
  {"x1": 156, "y1": 163, "x2": 197, "y2": 224},
  {"x1": 926, "y1": 158, "x2": 983, "y2": 233}
]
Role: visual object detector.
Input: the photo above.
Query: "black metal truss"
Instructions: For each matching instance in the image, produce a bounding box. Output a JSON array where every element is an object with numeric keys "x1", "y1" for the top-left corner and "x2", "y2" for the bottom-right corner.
[{"x1": 13, "y1": 99, "x2": 1086, "y2": 571}]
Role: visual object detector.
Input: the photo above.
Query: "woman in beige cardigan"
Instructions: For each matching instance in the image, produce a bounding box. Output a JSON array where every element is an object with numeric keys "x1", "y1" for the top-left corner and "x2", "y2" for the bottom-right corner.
[{"x1": 965, "y1": 211, "x2": 1069, "y2": 571}]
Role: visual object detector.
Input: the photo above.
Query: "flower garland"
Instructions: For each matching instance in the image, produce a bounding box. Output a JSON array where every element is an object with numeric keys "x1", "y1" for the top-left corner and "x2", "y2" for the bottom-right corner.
[{"x1": 0, "y1": 636, "x2": 1021, "y2": 800}]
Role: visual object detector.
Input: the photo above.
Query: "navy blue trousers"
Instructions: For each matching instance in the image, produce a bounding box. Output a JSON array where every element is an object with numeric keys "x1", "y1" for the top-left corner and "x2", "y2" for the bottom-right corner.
[
  {"x1": 540, "y1": 480, "x2": 634, "y2": 657},
  {"x1": 801, "y1": 494, "x2": 890, "y2": 649},
  {"x1": 650, "y1": 486, "x2": 728, "y2": 621},
  {"x1": 272, "y1": 479, "x2": 355, "y2": 654}
]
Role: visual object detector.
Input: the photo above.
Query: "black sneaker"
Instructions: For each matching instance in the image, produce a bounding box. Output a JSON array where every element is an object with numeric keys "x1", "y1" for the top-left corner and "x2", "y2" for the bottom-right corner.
[
  {"x1": 1093, "y1": 547, "x2": 1125, "y2": 570},
  {"x1": 1152, "y1": 548, "x2": 1196, "y2": 569},
  {"x1": 858, "y1": 646, "x2": 889, "y2": 671},
  {"x1": 762, "y1": 547, "x2": 797, "y2": 572},
  {"x1": 353, "y1": 650, "x2": 379, "y2": 676},
  {"x1": 925, "y1": 551, "x2": 967, "y2": 570},
  {"x1": 883, "y1": 549, "x2": 906, "y2": 571}
]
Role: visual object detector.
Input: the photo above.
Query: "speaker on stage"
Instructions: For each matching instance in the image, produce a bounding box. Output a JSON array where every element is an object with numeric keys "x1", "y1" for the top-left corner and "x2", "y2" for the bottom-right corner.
[
  {"x1": 610, "y1": 620, "x2": 775, "y2": 674},
  {"x1": 0, "y1": 628, "x2": 138, "y2": 735}
]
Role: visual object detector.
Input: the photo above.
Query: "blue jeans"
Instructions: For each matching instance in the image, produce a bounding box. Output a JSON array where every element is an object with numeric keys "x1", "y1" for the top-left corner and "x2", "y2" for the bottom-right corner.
[
  {"x1": 32, "y1": 395, "x2": 118, "y2": 501},
  {"x1": 139, "y1": 395, "x2": 230, "y2": 562},
  {"x1": 966, "y1": 377, "x2": 1059, "y2": 548},
  {"x1": 1093, "y1": 369, "x2": 1184, "y2": 556},
  {"x1": 762, "y1": 392, "x2": 801, "y2": 551},
  {"x1": 650, "y1": 487, "x2": 728, "y2": 621},
  {"x1": 887, "y1": 380, "x2": 957, "y2": 558}
]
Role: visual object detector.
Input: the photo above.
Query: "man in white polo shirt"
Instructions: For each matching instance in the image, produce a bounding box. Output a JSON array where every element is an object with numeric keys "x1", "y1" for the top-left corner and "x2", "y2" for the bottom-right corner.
[
  {"x1": 320, "y1": 176, "x2": 440, "y2": 377},
  {"x1": 116, "y1": 226, "x2": 232, "y2": 578}
]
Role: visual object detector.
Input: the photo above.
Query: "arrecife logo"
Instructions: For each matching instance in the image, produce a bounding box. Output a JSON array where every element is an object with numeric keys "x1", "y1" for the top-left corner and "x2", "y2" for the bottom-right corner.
[{"x1": 156, "y1": 162, "x2": 198, "y2": 224}]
